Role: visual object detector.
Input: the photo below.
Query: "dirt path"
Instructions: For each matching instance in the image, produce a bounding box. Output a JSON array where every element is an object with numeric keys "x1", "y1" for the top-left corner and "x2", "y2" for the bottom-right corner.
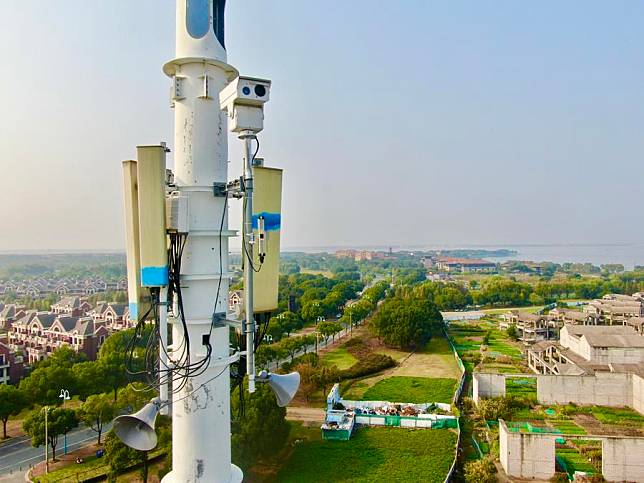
[{"x1": 286, "y1": 407, "x2": 325, "y2": 424}]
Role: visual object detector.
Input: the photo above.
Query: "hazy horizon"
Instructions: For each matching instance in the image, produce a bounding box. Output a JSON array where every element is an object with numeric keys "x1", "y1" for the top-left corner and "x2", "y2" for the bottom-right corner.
[{"x1": 2, "y1": 1, "x2": 643, "y2": 251}]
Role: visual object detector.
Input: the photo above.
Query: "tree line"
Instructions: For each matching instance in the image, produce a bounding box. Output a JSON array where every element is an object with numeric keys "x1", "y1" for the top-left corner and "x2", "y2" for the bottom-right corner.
[{"x1": 403, "y1": 272, "x2": 644, "y2": 310}]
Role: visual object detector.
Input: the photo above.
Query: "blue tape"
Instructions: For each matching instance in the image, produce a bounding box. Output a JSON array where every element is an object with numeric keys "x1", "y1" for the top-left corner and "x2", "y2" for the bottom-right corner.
[
  {"x1": 141, "y1": 266, "x2": 169, "y2": 287},
  {"x1": 252, "y1": 212, "x2": 281, "y2": 231}
]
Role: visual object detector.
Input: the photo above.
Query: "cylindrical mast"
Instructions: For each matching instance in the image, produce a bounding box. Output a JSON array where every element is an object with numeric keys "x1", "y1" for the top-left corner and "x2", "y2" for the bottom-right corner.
[
  {"x1": 162, "y1": 1, "x2": 241, "y2": 481},
  {"x1": 241, "y1": 132, "x2": 257, "y2": 393}
]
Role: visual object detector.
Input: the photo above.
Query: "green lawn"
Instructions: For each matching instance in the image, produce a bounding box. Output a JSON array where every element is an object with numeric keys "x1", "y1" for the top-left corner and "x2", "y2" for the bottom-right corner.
[
  {"x1": 361, "y1": 376, "x2": 456, "y2": 404},
  {"x1": 32, "y1": 455, "x2": 107, "y2": 483},
  {"x1": 276, "y1": 427, "x2": 457, "y2": 483},
  {"x1": 32, "y1": 450, "x2": 166, "y2": 483},
  {"x1": 322, "y1": 347, "x2": 359, "y2": 370}
]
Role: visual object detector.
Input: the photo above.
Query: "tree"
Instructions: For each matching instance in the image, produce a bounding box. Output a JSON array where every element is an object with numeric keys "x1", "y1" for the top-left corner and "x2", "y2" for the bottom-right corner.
[
  {"x1": 116, "y1": 383, "x2": 156, "y2": 413},
  {"x1": 23, "y1": 407, "x2": 78, "y2": 461},
  {"x1": 256, "y1": 344, "x2": 283, "y2": 371},
  {"x1": 313, "y1": 365, "x2": 340, "y2": 397},
  {"x1": 370, "y1": 295, "x2": 442, "y2": 349},
  {"x1": 36, "y1": 345, "x2": 86, "y2": 369},
  {"x1": 74, "y1": 361, "x2": 109, "y2": 400},
  {"x1": 301, "y1": 301, "x2": 324, "y2": 323},
  {"x1": 277, "y1": 311, "x2": 301, "y2": 336},
  {"x1": 105, "y1": 430, "x2": 148, "y2": 482},
  {"x1": 506, "y1": 324, "x2": 518, "y2": 341},
  {"x1": 280, "y1": 336, "x2": 309, "y2": 362},
  {"x1": 231, "y1": 383, "x2": 289, "y2": 470},
  {"x1": 104, "y1": 415, "x2": 170, "y2": 483},
  {"x1": 293, "y1": 362, "x2": 317, "y2": 402},
  {"x1": 317, "y1": 321, "x2": 342, "y2": 344},
  {"x1": 19, "y1": 364, "x2": 77, "y2": 406},
  {"x1": 266, "y1": 318, "x2": 285, "y2": 342},
  {"x1": 78, "y1": 393, "x2": 115, "y2": 444},
  {"x1": 98, "y1": 326, "x2": 153, "y2": 400},
  {"x1": 0, "y1": 385, "x2": 26, "y2": 438}
]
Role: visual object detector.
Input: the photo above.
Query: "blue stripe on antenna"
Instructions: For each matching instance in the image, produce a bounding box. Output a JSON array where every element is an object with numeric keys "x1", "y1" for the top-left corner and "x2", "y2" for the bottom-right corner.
[
  {"x1": 252, "y1": 212, "x2": 281, "y2": 231},
  {"x1": 141, "y1": 266, "x2": 169, "y2": 287}
]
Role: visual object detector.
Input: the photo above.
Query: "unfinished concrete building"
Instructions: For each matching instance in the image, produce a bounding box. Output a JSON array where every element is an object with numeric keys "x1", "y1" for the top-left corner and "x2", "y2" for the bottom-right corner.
[
  {"x1": 500, "y1": 311, "x2": 556, "y2": 345},
  {"x1": 549, "y1": 307, "x2": 599, "y2": 325},
  {"x1": 584, "y1": 293, "x2": 644, "y2": 325},
  {"x1": 527, "y1": 324, "x2": 644, "y2": 376},
  {"x1": 499, "y1": 419, "x2": 644, "y2": 482}
]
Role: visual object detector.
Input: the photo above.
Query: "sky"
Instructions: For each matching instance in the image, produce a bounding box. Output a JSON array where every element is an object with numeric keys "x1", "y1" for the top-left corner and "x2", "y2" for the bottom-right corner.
[{"x1": 1, "y1": 1, "x2": 643, "y2": 251}]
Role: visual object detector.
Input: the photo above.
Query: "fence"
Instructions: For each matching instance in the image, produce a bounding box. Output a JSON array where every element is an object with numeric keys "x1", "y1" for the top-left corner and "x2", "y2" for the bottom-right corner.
[{"x1": 443, "y1": 328, "x2": 467, "y2": 483}]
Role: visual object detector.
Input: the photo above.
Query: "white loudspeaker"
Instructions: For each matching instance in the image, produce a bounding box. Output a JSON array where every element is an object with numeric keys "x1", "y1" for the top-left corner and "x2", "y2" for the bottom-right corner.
[
  {"x1": 113, "y1": 398, "x2": 161, "y2": 451},
  {"x1": 258, "y1": 370, "x2": 300, "y2": 407}
]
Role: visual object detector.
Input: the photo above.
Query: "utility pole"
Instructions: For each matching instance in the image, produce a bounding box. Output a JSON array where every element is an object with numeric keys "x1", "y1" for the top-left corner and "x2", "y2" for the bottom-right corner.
[
  {"x1": 43, "y1": 407, "x2": 49, "y2": 474},
  {"x1": 160, "y1": 1, "x2": 240, "y2": 481}
]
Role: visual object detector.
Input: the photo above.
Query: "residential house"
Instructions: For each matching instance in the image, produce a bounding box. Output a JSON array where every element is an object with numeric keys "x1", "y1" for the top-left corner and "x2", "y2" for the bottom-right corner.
[
  {"x1": 229, "y1": 290, "x2": 244, "y2": 313},
  {"x1": 8, "y1": 310, "x2": 108, "y2": 363},
  {"x1": 0, "y1": 341, "x2": 23, "y2": 384},
  {"x1": 0, "y1": 304, "x2": 26, "y2": 331},
  {"x1": 51, "y1": 296, "x2": 92, "y2": 317}
]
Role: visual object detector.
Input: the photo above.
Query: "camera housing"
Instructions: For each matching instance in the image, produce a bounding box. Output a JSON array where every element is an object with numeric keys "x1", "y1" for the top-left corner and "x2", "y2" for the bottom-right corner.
[{"x1": 220, "y1": 76, "x2": 271, "y2": 133}]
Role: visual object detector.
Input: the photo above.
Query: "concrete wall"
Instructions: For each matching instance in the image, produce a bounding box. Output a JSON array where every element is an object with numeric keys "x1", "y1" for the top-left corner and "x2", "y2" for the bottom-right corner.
[
  {"x1": 472, "y1": 373, "x2": 506, "y2": 404},
  {"x1": 475, "y1": 371, "x2": 644, "y2": 416},
  {"x1": 590, "y1": 345, "x2": 644, "y2": 365},
  {"x1": 499, "y1": 420, "x2": 555, "y2": 480},
  {"x1": 633, "y1": 374, "x2": 644, "y2": 415},
  {"x1": 560, "y1": 326, "x2": 584, "y2": 357},
  {"x1": 602, "y1": 437, "x2": 644, "y2": 482},
  {"x1": 536, "y1": 372, "x2": 632, "y2": 407}
]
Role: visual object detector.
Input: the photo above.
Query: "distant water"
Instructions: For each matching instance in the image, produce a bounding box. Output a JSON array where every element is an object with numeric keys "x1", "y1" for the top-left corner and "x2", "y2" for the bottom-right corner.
[
  {"x1": 284, "y1": 243, "x2": 644, "y2": 270},
  {"x1": 485, "y1": 244, "x2": 644, "y2": 270}
]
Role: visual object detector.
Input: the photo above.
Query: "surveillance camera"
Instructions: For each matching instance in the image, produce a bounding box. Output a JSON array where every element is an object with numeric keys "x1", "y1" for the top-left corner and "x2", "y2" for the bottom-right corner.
[
  {"x1": 220, "y1": 76, "x2": 271, "y2": 112},
  {"x1": 220, "y1": 76, "x2": 272, "y2": 133}
]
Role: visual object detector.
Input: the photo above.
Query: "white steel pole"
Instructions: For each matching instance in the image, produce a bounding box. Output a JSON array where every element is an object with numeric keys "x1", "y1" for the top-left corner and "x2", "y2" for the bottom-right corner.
[
  {"x1": 242, "y1": 132, "x2": 257, "y2": 393},
  {"x1": 159, "y1": 287, "x2": 168, "y2": 416},
  {"x1": 161, "y1": 1, "x2": 241, "y2": 482}
]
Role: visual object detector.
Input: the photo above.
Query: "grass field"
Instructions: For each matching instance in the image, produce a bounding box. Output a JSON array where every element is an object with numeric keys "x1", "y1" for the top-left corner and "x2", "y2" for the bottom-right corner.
[
  {"x1": 360, "y1": 376, "x2": 456, "y2": 404},
  {"x1": 343, "y1": 336, "x2": 462, "y2": 400},
  {"x1": 275, "y1": 427, "x2": 457, "y2": 483},
  {"x1": 322, "y1": 346, "x2": 359, "y2": 370}
]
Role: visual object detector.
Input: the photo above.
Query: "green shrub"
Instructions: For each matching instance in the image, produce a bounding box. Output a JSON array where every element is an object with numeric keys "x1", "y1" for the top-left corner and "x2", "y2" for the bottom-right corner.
[
  {"x1": 281, "y1": 353, "x2": 319, "y2": 372},
  {"x1": 550, "y1": 473, "x2": 569, "y2": 483},
  {"x1": 339, "y1": 353, "x2": 395, "y2": 380},
  {"x1": 476, "y1": 397, "x2": 511, "y2": 421},
  {"x1": 464, "y1": 456, "x2": 496, "y2": 483}
]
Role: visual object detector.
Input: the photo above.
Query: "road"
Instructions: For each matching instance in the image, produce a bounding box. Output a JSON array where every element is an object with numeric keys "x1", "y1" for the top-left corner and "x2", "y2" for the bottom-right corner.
[{"x1": 0, "y1": 422, "x2": 112, "y2": 477}]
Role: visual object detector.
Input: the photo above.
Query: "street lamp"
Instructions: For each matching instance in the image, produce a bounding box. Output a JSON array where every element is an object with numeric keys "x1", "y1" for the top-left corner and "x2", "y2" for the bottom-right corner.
[
  {"x1": 42, "y1": 406, "x2": 50, "y2": 474},
  {"x1": 59, "y1": 389, "x2": 70, "y2": 455}
]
